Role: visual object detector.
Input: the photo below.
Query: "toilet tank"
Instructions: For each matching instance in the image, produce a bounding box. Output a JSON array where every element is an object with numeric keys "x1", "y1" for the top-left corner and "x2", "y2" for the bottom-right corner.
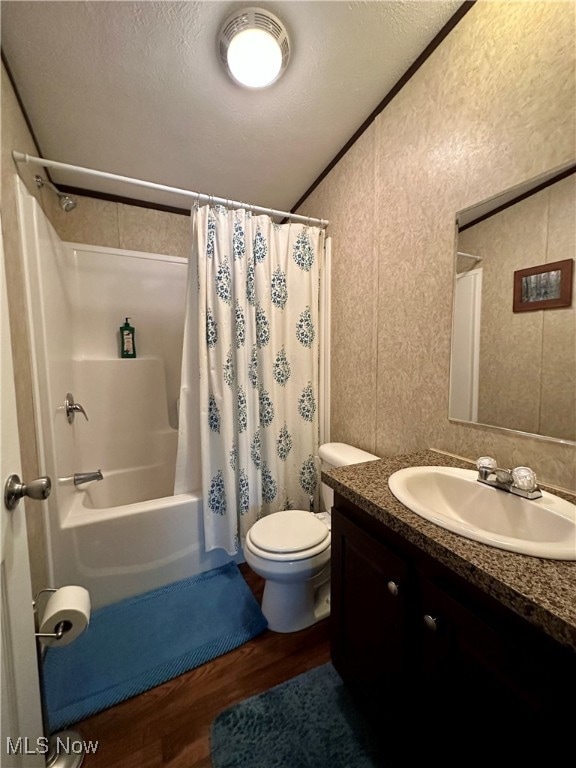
[{"x1": 319, "y1": 442, "x2": 379, "y2": 512}]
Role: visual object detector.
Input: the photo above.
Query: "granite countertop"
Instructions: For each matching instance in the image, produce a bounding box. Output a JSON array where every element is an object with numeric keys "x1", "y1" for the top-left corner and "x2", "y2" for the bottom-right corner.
[{"x1": 322, "y1": 449, "x2": 576, "y2": 652}]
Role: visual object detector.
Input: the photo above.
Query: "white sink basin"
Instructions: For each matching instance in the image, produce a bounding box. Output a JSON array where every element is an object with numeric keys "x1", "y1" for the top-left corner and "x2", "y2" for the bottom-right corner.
[{"x1": 388, "y1": 466, "x2": 576, "y2": 560}]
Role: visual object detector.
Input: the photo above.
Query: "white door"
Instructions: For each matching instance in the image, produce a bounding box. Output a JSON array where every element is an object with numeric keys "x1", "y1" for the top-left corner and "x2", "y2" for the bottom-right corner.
[
  {"x1": 449, "y1": 268, "x2": 483, "y2": 422},
  {"x1": 1, "y1": 224, "x2": 45, "y2": 767}
]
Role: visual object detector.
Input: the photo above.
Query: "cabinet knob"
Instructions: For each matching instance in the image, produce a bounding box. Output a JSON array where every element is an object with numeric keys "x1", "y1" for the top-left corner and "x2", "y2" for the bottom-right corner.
[
  {"x1": 423, "y1": 614, "x2": 438, "y2": 632},
  {"x1": 387, "y1": 580, "x2": 400, "y2": 597}
]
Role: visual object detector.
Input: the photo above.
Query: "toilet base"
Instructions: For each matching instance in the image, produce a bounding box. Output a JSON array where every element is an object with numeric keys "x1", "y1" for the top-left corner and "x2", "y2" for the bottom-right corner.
[
  {"x1": 314, "y1": 580, "x2": 331, "y2": 623},
  {"x1": 261, "y1": 577, "x2": 330, "y2": 633}
]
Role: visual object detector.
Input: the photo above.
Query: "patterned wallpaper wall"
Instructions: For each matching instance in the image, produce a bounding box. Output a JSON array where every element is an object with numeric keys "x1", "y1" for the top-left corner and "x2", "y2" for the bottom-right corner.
[{"x1": 296, "y1": 1, "x2": 576, "y2": 490}]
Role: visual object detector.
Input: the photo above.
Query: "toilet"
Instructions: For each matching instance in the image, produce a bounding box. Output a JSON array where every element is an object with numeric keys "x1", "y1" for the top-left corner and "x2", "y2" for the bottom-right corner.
[{"x1": 244, "y1": 442, "x2": 378, "y2": 633}]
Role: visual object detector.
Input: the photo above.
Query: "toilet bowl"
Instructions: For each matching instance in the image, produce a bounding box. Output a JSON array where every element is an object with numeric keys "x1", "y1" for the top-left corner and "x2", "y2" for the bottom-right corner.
[
  {"x1": 244, "y1": 442, "x2": 379, "y2": 633},
  {"x1": 244, "y1": 510, "x2": 330, "y2": 633}
]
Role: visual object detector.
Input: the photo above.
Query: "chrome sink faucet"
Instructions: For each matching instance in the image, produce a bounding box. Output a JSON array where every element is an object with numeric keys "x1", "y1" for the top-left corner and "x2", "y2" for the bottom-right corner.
[{"x1": 476, "y1": 457, "x2": 542, "y2": 500}]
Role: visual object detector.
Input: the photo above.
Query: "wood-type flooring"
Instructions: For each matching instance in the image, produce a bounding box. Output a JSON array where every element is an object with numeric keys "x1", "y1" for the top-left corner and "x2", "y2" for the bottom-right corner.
[{"x1": 76, "y1": 564, "x2": 330, "y2": 767}]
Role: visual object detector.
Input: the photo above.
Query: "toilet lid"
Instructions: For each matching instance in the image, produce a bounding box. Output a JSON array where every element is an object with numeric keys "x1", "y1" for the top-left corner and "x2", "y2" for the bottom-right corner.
[{"x1": 249, "y1": 510, "x2": 330, "y2": 554}]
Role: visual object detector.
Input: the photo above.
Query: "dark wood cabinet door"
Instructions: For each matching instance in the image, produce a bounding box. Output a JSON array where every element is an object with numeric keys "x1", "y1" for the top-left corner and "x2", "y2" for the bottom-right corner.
[
  {"x1": 415, "y1": 577, "x2": 574, "y2": 733},
  {"x1": 330, "y1": 508, "x2": 410, "y2": 706},
  {"x1": 414, "y1": 574, "x2": 575, "y2": 755},
  {"x1": 416, "y1": 575, "x2": 516, "y2": 714}
]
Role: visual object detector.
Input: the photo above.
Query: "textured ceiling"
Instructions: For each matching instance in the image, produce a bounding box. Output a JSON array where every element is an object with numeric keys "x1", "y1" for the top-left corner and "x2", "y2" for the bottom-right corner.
[{"x1": 1, "y1": 1, "x2": 464, "y2": 214}]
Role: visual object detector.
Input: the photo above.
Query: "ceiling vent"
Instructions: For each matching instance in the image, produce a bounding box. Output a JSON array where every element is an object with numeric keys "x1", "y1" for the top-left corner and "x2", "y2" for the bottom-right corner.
[{"x1": 218, "y1": 7, "x2": 290, "y2": 89}]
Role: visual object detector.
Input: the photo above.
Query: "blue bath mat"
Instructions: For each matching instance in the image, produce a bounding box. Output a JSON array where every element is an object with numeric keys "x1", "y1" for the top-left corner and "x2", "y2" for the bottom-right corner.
[
  {"x1": 211, "y1": 663, "x2": 384, "y2": 768},
  {"x1": 43, "y1": 563, "x2": 267, "y2": 731}
]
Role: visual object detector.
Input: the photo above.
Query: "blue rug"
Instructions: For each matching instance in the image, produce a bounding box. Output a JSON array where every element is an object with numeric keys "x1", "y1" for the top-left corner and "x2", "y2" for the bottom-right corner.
[
  {"x1": 210, "y1": 663, "x2": 384, "y2": 768},
  {"x1": 43, "y1": 563, "x2": 267, "y2": 731}
]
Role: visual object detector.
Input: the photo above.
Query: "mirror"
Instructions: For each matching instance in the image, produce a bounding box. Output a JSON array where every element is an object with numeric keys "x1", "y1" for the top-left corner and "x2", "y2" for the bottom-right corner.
[{"x1": 449, "y1": 164, "x2": 576, "y2": 444}]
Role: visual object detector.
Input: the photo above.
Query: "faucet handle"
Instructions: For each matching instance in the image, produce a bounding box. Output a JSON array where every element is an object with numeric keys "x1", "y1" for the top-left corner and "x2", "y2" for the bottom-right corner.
[
  {"x1": 476, "y1": 456, "x2": 497, "y2": 482},
  {"x1": 512, "y1": 466, "x2": 538, "y2": 493},
  {"x1": 65, "y1": 393, "x2": 89, "y2": 424},
  {"x1": 476, "y1": 456, "x2": 497, "y2": 471}
]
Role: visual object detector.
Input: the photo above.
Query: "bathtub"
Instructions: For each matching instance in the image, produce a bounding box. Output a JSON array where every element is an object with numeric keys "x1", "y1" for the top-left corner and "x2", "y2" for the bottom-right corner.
[
  {"x1": 59, "y1": 483, "x2": 230, "y2": 610},
  {"x1": 48, "y1": 359, "x2": 231, "y2": 609}
]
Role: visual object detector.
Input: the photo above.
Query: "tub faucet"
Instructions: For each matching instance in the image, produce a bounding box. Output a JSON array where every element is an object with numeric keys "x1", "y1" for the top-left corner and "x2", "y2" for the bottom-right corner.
[
  {"x1": 476, "y1": 457, "x2": 542, "y2": 500},
  {"x1": 74, "y1": 470, "x2": 103, "y2": 486}
]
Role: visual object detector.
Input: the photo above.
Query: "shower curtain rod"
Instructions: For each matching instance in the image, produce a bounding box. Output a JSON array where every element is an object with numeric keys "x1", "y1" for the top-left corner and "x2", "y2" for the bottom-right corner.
[{"x1": 12, "y1": 152, "x2": 329, "y2": 228}]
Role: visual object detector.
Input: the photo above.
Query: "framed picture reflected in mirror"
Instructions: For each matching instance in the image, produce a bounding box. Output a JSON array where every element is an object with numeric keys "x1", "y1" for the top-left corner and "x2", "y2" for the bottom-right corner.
[{"x1": 513, "y1": 258, "x2": 573, "y2": 312}]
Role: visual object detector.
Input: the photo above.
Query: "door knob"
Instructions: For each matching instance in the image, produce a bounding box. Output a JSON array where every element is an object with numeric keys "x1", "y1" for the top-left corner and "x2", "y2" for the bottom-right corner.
[{"x1": 4, "y1": 474, "x2": 51, "y2": 511}]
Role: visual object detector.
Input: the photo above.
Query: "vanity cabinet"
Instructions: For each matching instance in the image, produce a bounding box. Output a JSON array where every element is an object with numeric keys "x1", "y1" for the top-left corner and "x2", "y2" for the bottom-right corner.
[{"x1": 330, "y1": 494, "x2": 576, "y2": 753}]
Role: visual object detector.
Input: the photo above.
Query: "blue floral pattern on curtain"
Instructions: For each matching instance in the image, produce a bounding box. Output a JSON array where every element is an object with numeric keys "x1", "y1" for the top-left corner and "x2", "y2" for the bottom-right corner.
[{"x1": 178, "y1": 205, "x2": 324, "y2": 555}]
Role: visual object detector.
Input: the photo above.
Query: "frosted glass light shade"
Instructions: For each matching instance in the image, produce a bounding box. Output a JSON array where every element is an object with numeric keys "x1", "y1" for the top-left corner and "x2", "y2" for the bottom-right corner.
[
  {"x1": 227, "y1": 28, "x2": 283, "y2": 88},
  {"x1": 218, "y1": 7, "x2": 290, "y2": 89}
]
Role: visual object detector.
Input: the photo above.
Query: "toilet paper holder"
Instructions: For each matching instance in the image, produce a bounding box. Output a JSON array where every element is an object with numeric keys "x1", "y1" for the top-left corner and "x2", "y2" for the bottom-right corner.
[
  {"x1": 33, "y1": 588, "x2": 87, "y2": 768},
  {"x1": 33, "y1": 588, "x2": 70, "y2": 640}
]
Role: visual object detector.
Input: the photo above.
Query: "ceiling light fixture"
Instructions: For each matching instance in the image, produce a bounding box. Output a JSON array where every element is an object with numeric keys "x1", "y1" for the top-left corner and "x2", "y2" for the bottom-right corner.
[{"x1": 218, "y1": 7, "x2": 290, "y2": 89}]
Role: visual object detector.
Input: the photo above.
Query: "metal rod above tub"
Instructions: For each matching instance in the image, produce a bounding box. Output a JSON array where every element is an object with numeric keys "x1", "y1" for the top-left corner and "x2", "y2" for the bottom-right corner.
[{"x1": 12, "y1": 151, "x2": 329, "y2": 228}]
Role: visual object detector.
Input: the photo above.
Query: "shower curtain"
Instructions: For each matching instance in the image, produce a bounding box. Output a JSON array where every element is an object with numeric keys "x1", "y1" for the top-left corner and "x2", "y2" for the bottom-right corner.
[{"x1": 175, "y1": 205, "x2": 325, "y2": 555}]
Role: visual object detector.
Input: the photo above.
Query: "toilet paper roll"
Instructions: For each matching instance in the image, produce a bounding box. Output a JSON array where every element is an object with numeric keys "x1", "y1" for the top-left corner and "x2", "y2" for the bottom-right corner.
[{"x1": 39, "y1": 585, "x2": 91, "y2": 647}]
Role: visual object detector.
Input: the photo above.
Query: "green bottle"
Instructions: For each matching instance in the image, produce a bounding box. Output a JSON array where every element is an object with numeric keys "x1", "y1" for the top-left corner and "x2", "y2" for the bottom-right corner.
[{"x1": 120, "y1": 317, "x2": 136, "y2": 358}]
